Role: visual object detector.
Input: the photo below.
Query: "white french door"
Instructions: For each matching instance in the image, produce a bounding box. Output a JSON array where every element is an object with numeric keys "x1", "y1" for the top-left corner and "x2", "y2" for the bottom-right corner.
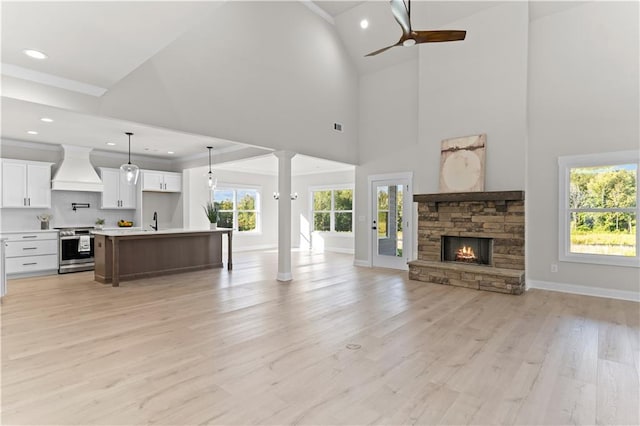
[{"x1": 369, "y1": 173, "x2": 412, "y2": 270}]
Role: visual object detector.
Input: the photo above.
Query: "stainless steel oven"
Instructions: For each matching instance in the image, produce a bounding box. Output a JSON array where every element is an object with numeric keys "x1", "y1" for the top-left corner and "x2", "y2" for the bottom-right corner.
[{"x1": 56, "y1": 227, "x2": 95, "y2": 273}]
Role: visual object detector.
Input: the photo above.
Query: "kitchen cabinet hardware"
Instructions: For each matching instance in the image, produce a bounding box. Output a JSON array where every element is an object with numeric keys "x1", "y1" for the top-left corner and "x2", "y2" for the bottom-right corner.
[
  {"x1": 23, "y1": 247, "x2": 37, "y2": 250},
  {"x1": 141, "y1": 170, "x2": 181, "y2": 193},
  {"x1": 98, "y1": 168, "x2": 136, "y2": 209},
  {"x1": 22, "y1": 262, "x2": 37, "y2": 266},
  {"x1": 72, "y1": 203, "x2": 90, "y2": 211},
  {"x1": 22, "y1": 236, "x2": 37, "y2": 239}
]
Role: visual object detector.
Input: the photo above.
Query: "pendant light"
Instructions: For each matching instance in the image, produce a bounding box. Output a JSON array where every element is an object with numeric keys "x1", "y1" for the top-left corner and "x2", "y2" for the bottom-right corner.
[
  {"x1": 206, "y1": 146, "x2": 217, "y2": 189},
  {"x1": 120, "y1": 132, "x2": 140, "y2": 185}
]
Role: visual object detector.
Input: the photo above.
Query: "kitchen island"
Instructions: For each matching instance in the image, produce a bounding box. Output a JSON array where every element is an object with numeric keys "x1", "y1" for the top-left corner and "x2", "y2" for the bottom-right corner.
[{"x1": 93, "y1": 228, "x2": 232, "y2": 287}]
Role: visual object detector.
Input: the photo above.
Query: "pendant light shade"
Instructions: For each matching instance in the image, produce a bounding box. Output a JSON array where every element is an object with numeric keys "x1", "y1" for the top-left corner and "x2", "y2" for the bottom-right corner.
[
  {"x1": 120, "y1": 132, "x2": 139, "y2": 185},
  {"x1": 207, "y1": 146, "x2": 217, "y2": 189}
]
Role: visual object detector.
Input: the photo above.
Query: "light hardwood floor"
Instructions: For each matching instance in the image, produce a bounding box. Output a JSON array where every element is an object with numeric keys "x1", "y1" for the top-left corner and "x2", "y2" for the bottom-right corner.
[{"x1": 1, "y1": 251, "x2": 639, "y2": 425}]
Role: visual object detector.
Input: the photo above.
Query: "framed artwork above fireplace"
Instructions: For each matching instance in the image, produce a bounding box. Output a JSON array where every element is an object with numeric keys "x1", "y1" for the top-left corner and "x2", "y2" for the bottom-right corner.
[{"x1": 439, "y1": 134, "x2": 486, "y2": 193}]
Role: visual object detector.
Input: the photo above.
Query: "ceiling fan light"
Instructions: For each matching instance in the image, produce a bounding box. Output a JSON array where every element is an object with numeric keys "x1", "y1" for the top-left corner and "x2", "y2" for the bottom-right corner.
[{"x1": 403, "y1": 39, "x2": 416, "y2": 47}]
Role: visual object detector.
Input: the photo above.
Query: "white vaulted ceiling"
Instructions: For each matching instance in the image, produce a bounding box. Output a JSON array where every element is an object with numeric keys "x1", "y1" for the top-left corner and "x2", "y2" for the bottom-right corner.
[
  {"x1": 1, "y1": 1, "x2": 222, "y2": 89},
  {"x1": 1, "y1": 0, "x2": 591, "y2": 165}
]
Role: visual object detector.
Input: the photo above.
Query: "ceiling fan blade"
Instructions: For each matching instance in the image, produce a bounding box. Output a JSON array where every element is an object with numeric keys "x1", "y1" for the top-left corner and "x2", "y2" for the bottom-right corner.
[
  {"x1": 365, "y1": 42, "x2": 401, "y2": 57},
  {"x1": 390, "y1": 0, "x2": 411, "y2": 36},
  {"x1": 413, "y1": 30, "x2": 467, "y2": 44}
]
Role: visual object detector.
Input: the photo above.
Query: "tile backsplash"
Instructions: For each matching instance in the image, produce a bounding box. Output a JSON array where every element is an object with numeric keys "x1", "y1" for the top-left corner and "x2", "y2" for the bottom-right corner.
[{"x1": 0, "y1": 190, "x2": 135, "y2": 230}]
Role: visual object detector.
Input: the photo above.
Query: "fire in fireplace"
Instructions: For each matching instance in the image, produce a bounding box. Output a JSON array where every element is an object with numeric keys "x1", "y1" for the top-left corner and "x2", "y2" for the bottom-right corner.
[{"x1": 442, "y1": 236, "x2": 493, "y2": 266}]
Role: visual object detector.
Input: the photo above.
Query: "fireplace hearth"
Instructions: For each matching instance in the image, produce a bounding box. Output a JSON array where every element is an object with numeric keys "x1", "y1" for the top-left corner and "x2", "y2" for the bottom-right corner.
[{"x1": 408, "y1": 191, "x2": 525, "y2": 295}]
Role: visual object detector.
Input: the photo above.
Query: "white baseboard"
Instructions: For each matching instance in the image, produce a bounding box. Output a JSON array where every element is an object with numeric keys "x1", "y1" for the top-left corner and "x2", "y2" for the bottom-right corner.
[
  {"x1": 277, "y1": 272, "x2": 293, "y2": 282},
  {"x1": 354, "y1": 259, "x2": 371, "y2": 267},
  {"x1": 528, "y1": 279, "x2": 639, "y2": 302},
  {"x1": 322, "y1": 247, "x2": 354, "y2": 255}
]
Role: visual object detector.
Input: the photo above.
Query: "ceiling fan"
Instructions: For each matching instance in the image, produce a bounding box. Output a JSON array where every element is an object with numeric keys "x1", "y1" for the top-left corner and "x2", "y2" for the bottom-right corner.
[{"x1": 365, "y1": 0, "x2": 466, "y2": 57}]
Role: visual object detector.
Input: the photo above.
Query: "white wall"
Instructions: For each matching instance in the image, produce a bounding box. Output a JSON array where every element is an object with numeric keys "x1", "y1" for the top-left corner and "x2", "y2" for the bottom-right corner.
[
  {"x1": 418, "y1": 2, "x2": 528, "y2": 193},
  {"x1": 292, "y1": 170, "x2": 355, "y2": 253},
  {"x1": 527, "y1": 1, "x2": 640, "y2": 294},
  {"x1": 98, "y1": 1, "x2": 359, "y2": 165},
  {"x1": 1, "y1": 190, "x2": 135, "y2": 231},
  {"x1": 184, "y1": 166, "x2": 279, "y2": 251},
  {"x1": 355, "y1": 59, "x2": 419, "y2": 262},
  {"x1": 354, "y1": 1, "x2": 639, "y2": 297},
  {"x1": 184, "y1": 165, "x2": 355, "y2": 253}
]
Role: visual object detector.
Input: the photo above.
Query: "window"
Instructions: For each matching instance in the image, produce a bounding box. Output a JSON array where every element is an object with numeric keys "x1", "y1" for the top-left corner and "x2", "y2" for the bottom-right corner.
[
  {"x1": 311, "y1": 187, "x2": 353, "y2": 233},
  {"x1": 213, "y1": 186, "x2": 260, "y2": 232},
  {"x1": 559, "y1": 151, "x2": 639, "y2": 267}
]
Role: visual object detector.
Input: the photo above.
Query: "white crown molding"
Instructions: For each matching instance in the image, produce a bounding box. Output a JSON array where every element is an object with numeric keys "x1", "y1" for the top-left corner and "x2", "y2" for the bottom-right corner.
[
  {"x1": 178, "y1": 144, "x2": 250, "y2": 162},
  {"x1": 1, "y1": 63, "x2": 108, "y2": 97},
  {"x1": 528, "y1": 279, "x2": 640, "y2": 302},
  {"x1": 1, "y1": 138, "x2": 61, "y2": 151},
  {"x1": 300, "y1": 0, "x2": 334, "y2": 25},
  {"x1": 91, "y1": 149, "x2": 173, "y2": 165}
]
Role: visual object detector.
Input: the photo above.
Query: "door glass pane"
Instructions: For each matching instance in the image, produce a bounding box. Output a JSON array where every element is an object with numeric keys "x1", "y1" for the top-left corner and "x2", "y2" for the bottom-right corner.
[
  {"x1": 376, "y1": 185, "x2": 402, "y2": 257},
  {"x1": 378, "y1": 211, "x2": 388, "y2": 237}
]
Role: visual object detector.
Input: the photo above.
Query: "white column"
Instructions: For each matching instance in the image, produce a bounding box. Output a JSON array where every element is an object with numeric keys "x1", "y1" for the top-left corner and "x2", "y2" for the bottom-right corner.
[{"x1": 274, "y1": 151, "x2": 296, "y2": 281}]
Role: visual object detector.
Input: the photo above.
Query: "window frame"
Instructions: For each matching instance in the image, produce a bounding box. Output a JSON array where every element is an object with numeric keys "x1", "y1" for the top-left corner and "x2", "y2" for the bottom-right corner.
[
  {"x1": 309, "y1": 184, "x2": 354, "y2": 236},
  {"x1": 558, "y1": 150, "x2": 639, "y2": 268},
  {"x1": 213, "y1": 183, "x2": 262, "y2": 234}
]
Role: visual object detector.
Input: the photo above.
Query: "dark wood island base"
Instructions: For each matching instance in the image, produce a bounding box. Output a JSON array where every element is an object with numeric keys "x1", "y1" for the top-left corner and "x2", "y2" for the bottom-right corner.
[{"x1": 94, "y1": 229, "x2": 232, "y2": 287}]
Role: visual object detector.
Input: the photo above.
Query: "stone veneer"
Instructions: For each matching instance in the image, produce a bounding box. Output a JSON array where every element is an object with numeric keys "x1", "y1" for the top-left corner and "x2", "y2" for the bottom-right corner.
[{"x1": 408, "y1": 191, "x2": 525, "y2": 295}]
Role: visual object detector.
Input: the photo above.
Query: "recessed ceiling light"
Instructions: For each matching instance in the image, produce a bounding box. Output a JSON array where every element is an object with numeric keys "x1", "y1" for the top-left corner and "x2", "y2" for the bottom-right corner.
[
  {"x1": 40, "y1": 117, "x2": 54, "y2": 123},
  {"x1": 167, "y1": 151, "x2": 175, "y2": 154},
  {"x1": 106, "y1": 142, "x2": 116, "y2": 146},
  {"x1": 27, "y1": 130, "x2": 39, "y2": 135},
  {"x1": 23, "y1": 49, "x2": 47, "y2": 60},
  {"x1": 360, "y1": 19, "x2": 369, "y2": 29}
]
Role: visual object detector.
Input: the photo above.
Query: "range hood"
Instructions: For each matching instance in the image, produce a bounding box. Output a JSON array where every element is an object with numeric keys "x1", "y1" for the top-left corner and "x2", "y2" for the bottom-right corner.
[{"x1": 52, "y1": 145, "x2": 104, "y2": 192}]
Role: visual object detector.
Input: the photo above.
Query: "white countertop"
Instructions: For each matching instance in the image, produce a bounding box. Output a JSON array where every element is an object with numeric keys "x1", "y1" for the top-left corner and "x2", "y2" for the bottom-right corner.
[{"x1": 93, "y1": 228, "x2": 231, "y2": 237}]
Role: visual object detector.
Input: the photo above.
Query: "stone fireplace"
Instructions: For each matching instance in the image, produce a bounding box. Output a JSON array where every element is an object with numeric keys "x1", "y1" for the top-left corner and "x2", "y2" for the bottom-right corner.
[{"x1": 408, "y1": 191, "x2": 525, "y2": 295}]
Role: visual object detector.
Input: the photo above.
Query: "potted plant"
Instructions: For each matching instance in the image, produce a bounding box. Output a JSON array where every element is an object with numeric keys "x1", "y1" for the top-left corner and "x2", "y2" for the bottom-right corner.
[
  {"x1": 95, "y1": 218, "x2": 105, "y2": 230},
  {"x1": 203, "y1": 201, "x2": 219, "y2": 230}
]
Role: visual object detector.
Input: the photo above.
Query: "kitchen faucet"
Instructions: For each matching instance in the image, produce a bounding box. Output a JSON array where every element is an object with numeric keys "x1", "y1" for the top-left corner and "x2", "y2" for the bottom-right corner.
[{"x1": 150, "y1": 211, "x2": 158, "y2": 231}]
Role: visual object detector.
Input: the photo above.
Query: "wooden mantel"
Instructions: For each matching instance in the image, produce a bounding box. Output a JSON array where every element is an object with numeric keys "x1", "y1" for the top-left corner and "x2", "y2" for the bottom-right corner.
[{"x1": 413, "y1": 190, "x2": 524, "y2": 203}]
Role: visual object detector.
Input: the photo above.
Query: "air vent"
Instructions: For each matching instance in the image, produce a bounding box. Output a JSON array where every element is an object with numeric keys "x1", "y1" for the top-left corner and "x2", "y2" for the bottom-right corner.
[{"x1": 333, "y1": 122, "x2": 343, "y2": 132}]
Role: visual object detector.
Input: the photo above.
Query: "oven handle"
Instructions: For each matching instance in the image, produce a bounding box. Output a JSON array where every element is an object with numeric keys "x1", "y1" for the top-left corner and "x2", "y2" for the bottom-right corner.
[{"x1": 60, "y1": 235, "x2": 95, "y2": 241}]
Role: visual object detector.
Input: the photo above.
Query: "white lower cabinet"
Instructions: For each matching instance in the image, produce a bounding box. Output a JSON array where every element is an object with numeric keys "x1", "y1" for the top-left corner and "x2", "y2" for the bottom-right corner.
[{"x1": 3, "y1": 231, "x2": 58, "y2": 275}]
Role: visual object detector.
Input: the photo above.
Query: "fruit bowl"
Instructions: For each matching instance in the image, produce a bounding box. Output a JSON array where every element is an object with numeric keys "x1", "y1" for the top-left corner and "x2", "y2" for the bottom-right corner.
[{"x1": 118, "y1": 221, "x2": 134, "y2": 227}]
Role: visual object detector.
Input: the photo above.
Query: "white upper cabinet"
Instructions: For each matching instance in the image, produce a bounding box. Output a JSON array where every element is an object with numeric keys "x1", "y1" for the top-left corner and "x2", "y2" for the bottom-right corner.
[
  {"x1": 1, "y1": 159, "x2": 52, "y2": 208},
  {"x1": 99, "y1": 168, "x2": 137, "y2": 209},
  {"x1": 141, "y1": 170, "x2": 182, "y2": 193}
]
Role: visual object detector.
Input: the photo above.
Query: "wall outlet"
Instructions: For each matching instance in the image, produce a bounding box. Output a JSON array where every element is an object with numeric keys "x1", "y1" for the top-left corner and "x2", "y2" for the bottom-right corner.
[{"x1": 550, "y1": 263, "x2": 558, "y2": 273}]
